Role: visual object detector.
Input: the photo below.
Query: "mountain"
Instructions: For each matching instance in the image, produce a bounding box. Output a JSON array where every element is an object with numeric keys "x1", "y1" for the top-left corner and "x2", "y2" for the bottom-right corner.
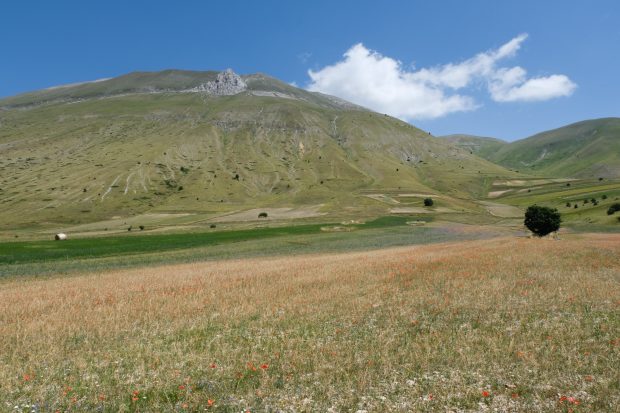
[
  {"x1": 440, "y1": 134, "x2": 507, "y2": 159},
  {"x1": 0, "y1": 69, "x2": 517, "y2": 232},
  {"x1": 485, "y1": 118, "x2": 620, "y2": 178}
]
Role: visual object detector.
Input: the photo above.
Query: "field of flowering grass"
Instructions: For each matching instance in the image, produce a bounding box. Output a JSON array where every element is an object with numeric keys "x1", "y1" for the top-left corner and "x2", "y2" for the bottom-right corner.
[{"x1": 1, "y1": 233, "x2": 619, "y2": 412}]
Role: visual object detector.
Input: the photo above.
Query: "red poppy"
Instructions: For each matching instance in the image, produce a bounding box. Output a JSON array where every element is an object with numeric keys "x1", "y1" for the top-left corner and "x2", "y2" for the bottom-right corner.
[
  {"x1": 210, "y1": 363, "x2": 217, "y2": 369},
  {"x1": 207, "y1": 399, "x2": 215, "y2": 407},
  {"x1": 260, "y1": 364, "x2": 269, "y2": 370},
  {"x1": 482, "y1": 390, "x2": 490, "y2": 397}
]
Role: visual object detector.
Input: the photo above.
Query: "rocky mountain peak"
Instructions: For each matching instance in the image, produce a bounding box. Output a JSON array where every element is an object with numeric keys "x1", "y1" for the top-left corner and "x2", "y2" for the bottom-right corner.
[{"x1": 196, "y1": 69, "x2": 247, "y2": 95}]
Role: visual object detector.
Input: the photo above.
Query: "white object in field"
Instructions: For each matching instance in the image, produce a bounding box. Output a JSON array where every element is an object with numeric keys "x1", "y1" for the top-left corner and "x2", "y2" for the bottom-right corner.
[{"x1": 54, "y1": 233, "x2": 67, "y2": 240}]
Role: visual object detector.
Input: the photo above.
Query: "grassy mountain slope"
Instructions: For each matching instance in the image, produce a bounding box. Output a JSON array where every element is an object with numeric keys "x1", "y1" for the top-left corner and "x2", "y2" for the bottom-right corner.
[
  {"x1": 0, "y1": 70, "x2": 220, "y2": 107},
  {"x1": 440, "y1": 134, "x2": 508, "y2": 159},
  {"x1": 487, "y1": 118, "x2": 620, "y2": 178},
  {"x1": 0, "y1": 70, "x2": 519, "y2": 233}
]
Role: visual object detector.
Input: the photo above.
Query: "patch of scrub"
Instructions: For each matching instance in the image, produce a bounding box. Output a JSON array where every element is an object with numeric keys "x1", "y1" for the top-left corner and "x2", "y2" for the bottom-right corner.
[
  {"x1": 517, "y1": 186, "x2": 542, "y2": 193},
  {"x1": 56, "y1": 213, "x2": 196, "y2": 234},
  {"x1": 390, "y1": 207, "x2": 455, "y2": 214},
  {"x1": 210, "y1": 206, "x2": 325, "y2": 222}
]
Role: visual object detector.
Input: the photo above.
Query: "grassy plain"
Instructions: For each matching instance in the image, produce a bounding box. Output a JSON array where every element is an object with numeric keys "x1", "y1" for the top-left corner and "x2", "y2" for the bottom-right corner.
[
  {"x1": 0, "y1": 218, "x2": 508, "y2": 278},
  {"x1": 1, "y1": 232, "x2": 618, "y2": 412}
]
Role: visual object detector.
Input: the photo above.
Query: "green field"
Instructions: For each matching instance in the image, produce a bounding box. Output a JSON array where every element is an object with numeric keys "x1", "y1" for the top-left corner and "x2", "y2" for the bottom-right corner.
[{"x1": 0, "y1": 216, "x2": 515, "y2": 278}]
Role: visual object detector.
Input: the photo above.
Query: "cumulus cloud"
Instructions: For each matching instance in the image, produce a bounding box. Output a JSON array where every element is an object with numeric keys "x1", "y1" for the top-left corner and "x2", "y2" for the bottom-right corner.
[
  {"x1": 307, "y1": 34, "x2": 576, "y2": 120},
  {"x1": 489, "y1": 70, "x2": 577, "y2": 102},
  {"x1": 307, "y1": 43, "x2": 476, "y2": 119}
]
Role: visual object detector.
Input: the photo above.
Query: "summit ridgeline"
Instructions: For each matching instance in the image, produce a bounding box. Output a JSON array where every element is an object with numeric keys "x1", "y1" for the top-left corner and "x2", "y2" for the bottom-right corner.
[{"x1": 192, "y1": 69, "x2": 247, "y2": 96}]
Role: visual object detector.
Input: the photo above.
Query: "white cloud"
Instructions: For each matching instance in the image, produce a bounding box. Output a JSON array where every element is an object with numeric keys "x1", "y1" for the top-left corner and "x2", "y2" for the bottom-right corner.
[
  {"x1": 409, "y1": 34, "x2": 528, "y2": 89},
  {"x1": 490, "y1": 71, "x2": 577, "y2": 102},
  {"x1": 307, "y1": 43, "x2": 476, "y2": 119},
  {"x1": 307, "y1": 34, "x2": 576, "y2": 120}
]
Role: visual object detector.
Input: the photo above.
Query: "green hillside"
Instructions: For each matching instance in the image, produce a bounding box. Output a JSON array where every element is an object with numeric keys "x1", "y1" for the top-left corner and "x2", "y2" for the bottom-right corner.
[
  {"x1": 0, "y1": 70, "x2": 220, "y2": 108},
  {"x1": 0, "y1": 70, "x2": 519, "y2": 237},
  {"x1": 440, "y1": 134, "x2": 508, "y2": 158},
  {"x1": 487, "y1": 118, "x2": 620, "y2": 178}
]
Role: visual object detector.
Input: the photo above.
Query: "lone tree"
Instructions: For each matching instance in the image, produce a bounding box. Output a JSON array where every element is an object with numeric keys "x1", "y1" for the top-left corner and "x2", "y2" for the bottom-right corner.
[
  {"x1": 524, "y1": 205, "x2": 561, "y2": 237},
  {"x1": 423, "y1": 198, "x2": 434, "y2": 207}
]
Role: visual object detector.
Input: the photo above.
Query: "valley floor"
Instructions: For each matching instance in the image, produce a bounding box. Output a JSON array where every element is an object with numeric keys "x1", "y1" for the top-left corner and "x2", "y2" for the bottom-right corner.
[{"x1": 1, "y1": 234, "x2": 619, "y2": 412}]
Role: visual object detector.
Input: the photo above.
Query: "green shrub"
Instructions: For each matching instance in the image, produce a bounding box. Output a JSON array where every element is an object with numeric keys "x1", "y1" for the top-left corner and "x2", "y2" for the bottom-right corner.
[
  {"x1": 424, "y1": 198, "x2": 434, "y2": 207},
  {"x1": 524, "y1": 205, "x2": 561, "y2": 237},
  {"x1": 258, "y1": 212, "x2": 268, "y2": 218},
  {"x1": 607, "y1": 203, "x2": 620, "y2": 215}
]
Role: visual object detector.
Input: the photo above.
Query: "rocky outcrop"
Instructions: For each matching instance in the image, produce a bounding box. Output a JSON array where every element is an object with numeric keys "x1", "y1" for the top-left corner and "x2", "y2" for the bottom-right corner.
[{"x1": 194, "y1": 69, "x2": 247, "y2": 95}]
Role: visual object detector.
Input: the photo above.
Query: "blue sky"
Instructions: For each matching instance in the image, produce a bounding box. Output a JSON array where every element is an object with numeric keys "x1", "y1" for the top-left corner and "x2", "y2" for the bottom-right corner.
[{"x1": 1, "y1": 0, "x2": 619, "y2": 140}]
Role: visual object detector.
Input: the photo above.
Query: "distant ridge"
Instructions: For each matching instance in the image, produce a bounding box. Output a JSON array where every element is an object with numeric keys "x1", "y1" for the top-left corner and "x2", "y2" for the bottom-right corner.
[
  {"x1": 440, "y1": 134, "x2": 507, "y2": 159},
  {"x1": 484, "y1": 118, "x2": 620, "y2": 178}
]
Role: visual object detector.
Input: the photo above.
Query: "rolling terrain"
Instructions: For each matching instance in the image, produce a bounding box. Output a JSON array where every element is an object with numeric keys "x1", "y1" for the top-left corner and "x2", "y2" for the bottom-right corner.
[
  {"x1": 483, "y1": 118, "x2": 620, "y2": 178},
  {"x1": 0, "y1": 70, "x2": 519, "y2": 238},
  {"x1": 440, "y1": 134, "x2": 508, "y2": 159}
]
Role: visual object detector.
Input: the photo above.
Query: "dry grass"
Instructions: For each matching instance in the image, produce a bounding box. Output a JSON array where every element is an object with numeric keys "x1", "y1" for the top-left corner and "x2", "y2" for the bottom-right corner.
[{"x1": 1, "y1": 234, "x2": 619, "y2": 412}]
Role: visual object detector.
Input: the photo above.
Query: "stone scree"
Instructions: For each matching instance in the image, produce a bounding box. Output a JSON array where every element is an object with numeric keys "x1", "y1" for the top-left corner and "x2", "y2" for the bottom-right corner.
[{"x1": 195, "y1": 69, "x2": 247, "y2": 95}]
